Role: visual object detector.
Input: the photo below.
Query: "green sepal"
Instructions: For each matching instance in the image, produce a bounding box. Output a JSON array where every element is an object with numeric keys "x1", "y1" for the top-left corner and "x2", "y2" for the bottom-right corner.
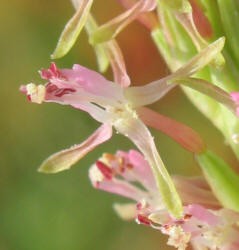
[{"x1": 51, "y1": 0, "x2": 93, "y2": 59}]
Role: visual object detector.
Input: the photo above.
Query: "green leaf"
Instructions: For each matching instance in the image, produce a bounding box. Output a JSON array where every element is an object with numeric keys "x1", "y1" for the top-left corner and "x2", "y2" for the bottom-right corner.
[
  {"x1": 51, "y1": 0, "x2": 93, "y2": 59},
  {"x1": 196, "y1": 150, "x2": 239, "y2": 212}
]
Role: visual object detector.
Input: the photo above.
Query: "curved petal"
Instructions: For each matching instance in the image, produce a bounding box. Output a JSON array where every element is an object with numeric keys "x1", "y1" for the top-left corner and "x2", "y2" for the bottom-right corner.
[
  {"x1": 89, "y1": 0, "x2": 156, "y2": 44},
  {"x1": 138, "y1": 107, "x2": 205, "y2": 153},
  {"x1": 125, "y1": 37, "x2": 225, "y2": 106},
  {"x1": 51, "y1": 0, "x2": 93, "y2": 59},
  {"x1": 104, "y1": 40, "x2": 131, "y2": 87},
  {"x1": 113, "y1": 203, "x2": 137, "y2": 220},
  {"x1": 38, "y1": 123, "x2": 112, "y2": 173},
  {"x1": 114, "y1": 115, "x2": 182, "y2": 218},
  {"x1": 116, "y1": 0, "x2": 159, "y2": 30},
  {"x1": 72, "y1": 102, "x2": 113, "y2": 123}
]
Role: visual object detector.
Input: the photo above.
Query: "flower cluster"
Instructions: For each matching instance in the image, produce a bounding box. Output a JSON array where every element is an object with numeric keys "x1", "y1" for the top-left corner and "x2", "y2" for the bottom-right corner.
[
  {"x1": 20, "y1": 0, "x2": 239, "y2": 249},
  {"x1": 89, "y1": 149, "x2": 239, "y2": 250}
]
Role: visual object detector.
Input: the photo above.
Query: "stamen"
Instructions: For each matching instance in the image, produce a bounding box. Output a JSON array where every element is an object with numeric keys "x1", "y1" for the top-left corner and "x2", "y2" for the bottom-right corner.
[
  {"x1": 40, "y1": 62, "x2": 66, "y2": 80},
  {"x1": 95, "y1": 160, "x2": 113, "y2": 180},
  {"x1": 45, "y1": 82, "x2": 58, "y2": 93},
  {"x1": 54, "y1": 88, "x2": 76, "y2": 97},
  {"x1": 136, "y1": 214, "x2": 152, "y2": 225},
  {"x1": 26, "y1": 83, "x2": 46, "y2": 104}
]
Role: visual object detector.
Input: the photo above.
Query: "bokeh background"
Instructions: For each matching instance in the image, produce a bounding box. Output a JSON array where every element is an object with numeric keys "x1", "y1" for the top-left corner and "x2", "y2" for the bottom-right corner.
[{"x1": 0, "y1": 1, "x2": 237, "y2": 250}]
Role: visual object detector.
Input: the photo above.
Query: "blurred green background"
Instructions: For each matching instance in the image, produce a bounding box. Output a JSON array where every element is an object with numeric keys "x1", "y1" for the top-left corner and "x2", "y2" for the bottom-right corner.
[{"x1": 0, "y1": 1, "x2": 237, "y2": 250}]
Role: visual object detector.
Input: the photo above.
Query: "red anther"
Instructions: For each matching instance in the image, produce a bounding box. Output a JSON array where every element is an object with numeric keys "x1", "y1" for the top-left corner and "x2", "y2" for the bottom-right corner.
[
  {"x1": 137, "y1": 214, "x2": 151, "y2": 225},
  {"x1": 26, "y1": 94, "x2": 32, "y2": 102},
  {"x1": 54, "y1": 88, "x2": 76, "y2": 97},
  {"x1": 95, "y1": 160, "x2": 113, "y2": 180},
  {"x1": 45, "y1": 83, "x2": 58, "y2": 93},
  {"x1": 40, "y1": 68, "x2": 52, "y2": 79},
  {"x1": 49, "y1": 62, "x2": 58, "y2": 77},
  {"x1": 40, "y1": 62, "x2": 66, "y2": 80}
]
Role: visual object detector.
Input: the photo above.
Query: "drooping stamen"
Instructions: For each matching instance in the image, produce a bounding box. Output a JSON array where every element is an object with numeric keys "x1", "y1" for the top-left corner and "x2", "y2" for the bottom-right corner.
[
  {"x1": 45, "y1": 82, "x2": 76, "y2": 98},
  {"x1": 54, "y1": 88, "x2": 76, "y2": 97}
]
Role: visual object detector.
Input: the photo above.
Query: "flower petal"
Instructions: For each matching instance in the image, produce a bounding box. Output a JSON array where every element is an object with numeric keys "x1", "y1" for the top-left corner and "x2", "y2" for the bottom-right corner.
[
  {"x1": 51, "y1": 0, "x2": 93, "y2": 59},
  {"x1": 116, "y1": 0, "x2": 159, "y2": 30},
  {"x1": 125, "y1": 37, "x2": 225, "y2": 106},
  {"x1": 187, "y1": 204, "x2": 219, "y2": 225},
  {"x1": 89, "y1": 0, "x2": 156, "y2": 44},
  {"x1": 38, "y1": 123, "x2": 112, "y2": 173},
  {"x1": 175, "y1": 78, "x2": 237, "y2": 115},
  {"x1": 138, "y1": 107, "x2": 205, "y2": 153},
  {"x1": 103, "y1": 40, "x2": 131, "y2": 87},
  {"x1": 70, "y1": 1, "x2": 109, "y2": 73},
  {"x1": 172, "y1": 175, "x2": 220, "y2": 209},
  {"x1": 72, "y1": 102, "x2": 113, "y2": 123},
  {"x1": 113, "y1": 203, "x2": 137, "y2": 220},
  {"x1": 114, "y1": 116, "x2": 182, "y2": 218}
]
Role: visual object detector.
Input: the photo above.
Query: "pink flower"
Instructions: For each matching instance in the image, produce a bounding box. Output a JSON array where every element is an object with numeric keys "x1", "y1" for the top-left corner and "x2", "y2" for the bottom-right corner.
[
  {"x1": 20, "y1": 62, "x2": 186, "y2": 217},
  {"x1": 89, "y1": 149, "x2": 239, "y2": 250},
  {"x1": 19, "y1": 47, "x2": 224, "y2": 217}
]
